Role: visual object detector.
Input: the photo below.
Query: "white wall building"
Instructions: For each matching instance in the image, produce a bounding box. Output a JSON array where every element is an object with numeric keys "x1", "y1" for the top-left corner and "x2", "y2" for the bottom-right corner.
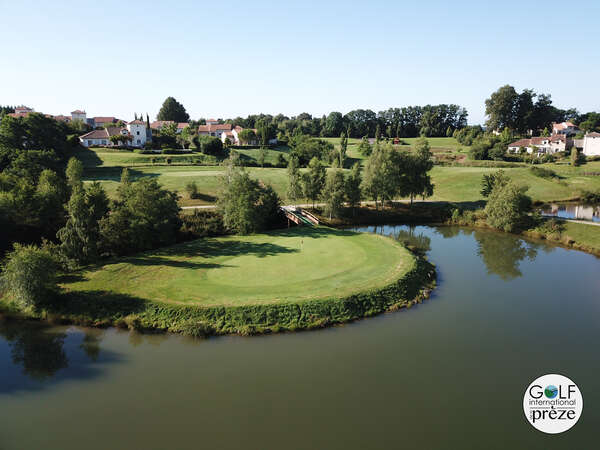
[
  {"x1": 71, "y1": 109, "x2": 87, "y2": 123},
  {"x1": 127, "y1": 120, "x2": 148, "y2": 147},
  {"x1": 583, "y1": 132, "x2": 600, "y2": 156}
]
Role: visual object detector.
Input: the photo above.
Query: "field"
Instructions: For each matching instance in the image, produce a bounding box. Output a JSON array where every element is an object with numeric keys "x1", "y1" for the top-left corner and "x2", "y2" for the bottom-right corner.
[
  {"x1": 62, "y1": 226, "x2": 414, "y2": 307},
  {"x1": 77, "y1": 145, "x2": 600, "y2": 206}
]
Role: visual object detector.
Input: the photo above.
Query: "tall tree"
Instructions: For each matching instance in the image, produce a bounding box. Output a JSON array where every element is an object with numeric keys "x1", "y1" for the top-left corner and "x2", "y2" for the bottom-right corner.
[
  {"x1": 485, "y1": 85, "x2": 519, "y2": 131},
  {"x1": 156, "y1": 97, "x2": 189, "y2": 122},
  {"x1": 302, "y1": 157, "x2": 326, "y2": 208},
  {"x1": 339, "y1": 131, "x2": 348, "y2": 167},
  {"x1": 286, "y1": 156, "x2": 303, "y2": 204},
  {"x1": 345, "y1": 162, "x2": 362, "y2": 216},
  {"x1": 322, "y1": 167, "x2": 346, "y2": 219}
]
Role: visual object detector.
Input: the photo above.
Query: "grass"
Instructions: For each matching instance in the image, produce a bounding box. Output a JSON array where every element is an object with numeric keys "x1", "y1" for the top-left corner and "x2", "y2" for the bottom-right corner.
[
  {"x1": 61, "y1": 227, "x2": 415, "y2": 307},
  {"x1": 560, "y1": 221, "x2": 600, "y2": 253}
]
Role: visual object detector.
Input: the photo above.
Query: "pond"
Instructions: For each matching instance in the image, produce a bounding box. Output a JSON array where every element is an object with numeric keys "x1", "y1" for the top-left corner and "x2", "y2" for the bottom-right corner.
[
  {"x1": 1, "y1": 225, "x2": 599, "y2": 449},
  {"x1": 539, "y1": 203, "x2": 600, "y2": 223}
]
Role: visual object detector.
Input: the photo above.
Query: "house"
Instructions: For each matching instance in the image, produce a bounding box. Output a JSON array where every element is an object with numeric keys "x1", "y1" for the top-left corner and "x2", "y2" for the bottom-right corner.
[
  {"x1": 7, "y1": 105, "x2": 35, "y2": 118},
  {"x1": 552, "y1": 121, "x2": 579, "y2": 136},
  {"x1": 79, "y1": 119, "x2": 150, "y2": 148},
  {"x1": 71, "y1": 110, "x2": 87, "y2": 123},
  {"x1": 198, "y1": 119, "x2": 232, "y2": 138},
  {"x1": 583, "y1": 132, "x2": 600, "y2": 156},
  {"x1": 507, "y1": 135, "x2": 571, "y2": 155},
  {"x1": 92, "y1": 117, "x2": 119, "y2": 128},
  {"x1": 150, "y1": 120, "x2": 189, "y2": 134}
]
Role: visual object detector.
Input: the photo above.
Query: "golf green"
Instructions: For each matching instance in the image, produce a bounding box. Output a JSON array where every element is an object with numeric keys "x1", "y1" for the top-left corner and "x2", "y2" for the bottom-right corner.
[{"x1": 63, "y1": 226, "x2": 415, "y2": 307}]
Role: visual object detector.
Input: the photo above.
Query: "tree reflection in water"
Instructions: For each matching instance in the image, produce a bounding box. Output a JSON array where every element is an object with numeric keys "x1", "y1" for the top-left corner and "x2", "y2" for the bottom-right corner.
[
  {"x1": 470, "y1": 230, "x2": 552, "y2": 281},
  {"x1": 0, "y1": 320, "x2": 112, "y2": 387},
  {"x1": 386, "y1": 225, "x2": 432, "y2": 255}
]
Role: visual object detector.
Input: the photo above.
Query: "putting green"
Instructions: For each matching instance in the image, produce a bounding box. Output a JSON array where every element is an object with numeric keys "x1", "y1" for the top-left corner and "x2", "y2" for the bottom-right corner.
[{"x1": 63, "y1": 227, "x2": 414, "y2": 307}]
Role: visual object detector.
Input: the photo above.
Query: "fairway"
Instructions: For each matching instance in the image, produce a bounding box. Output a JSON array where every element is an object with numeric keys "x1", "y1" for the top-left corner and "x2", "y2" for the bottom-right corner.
[{"x1": 63, "y1": 227, "x2": 414, "y2": 307}]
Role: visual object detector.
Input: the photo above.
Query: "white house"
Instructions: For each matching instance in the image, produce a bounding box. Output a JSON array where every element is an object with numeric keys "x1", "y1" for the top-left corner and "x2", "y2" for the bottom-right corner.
[
  {"x1": 79, "y1": 119, "x2": 150, "y2": 148},
  {"x1": 552, "y1": 121, "x2": 579, "y2": 136},
  {"x1": 127, "y1": 119, "x2": 148, "y2": 147},
  {"x1": 198, "y1": 119, "x2": 232, "y2": 138},
  {"x1": 507, "y1": 135, "x2": 570, "y2": 155},
  {"x1": 71, "y1": 109, "x2": 87, "y2": 123},
  {"x1": 583, "y1": 132, "x2": 600, "y2": 156}
]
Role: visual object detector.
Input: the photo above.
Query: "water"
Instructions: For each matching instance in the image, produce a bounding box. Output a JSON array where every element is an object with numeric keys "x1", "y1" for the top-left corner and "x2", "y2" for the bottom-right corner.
[
  {"x1": 540, "y1": 203, "x2": 600, "y2": 223},
  {"x1": 1, "y1": 226, "x2": 599, "y2": 450}
]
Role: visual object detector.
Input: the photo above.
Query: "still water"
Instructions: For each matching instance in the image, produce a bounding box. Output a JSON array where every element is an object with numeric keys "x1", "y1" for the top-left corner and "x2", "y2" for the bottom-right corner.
[{"x1": 1, "y1": 226, "x2": 599, "y2": 450}]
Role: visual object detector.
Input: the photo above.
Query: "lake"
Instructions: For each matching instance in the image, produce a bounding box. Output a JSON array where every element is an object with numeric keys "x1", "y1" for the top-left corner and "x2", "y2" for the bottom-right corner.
[{"x1": 1, "y1": 225, "x2": 599, "y2": 449}]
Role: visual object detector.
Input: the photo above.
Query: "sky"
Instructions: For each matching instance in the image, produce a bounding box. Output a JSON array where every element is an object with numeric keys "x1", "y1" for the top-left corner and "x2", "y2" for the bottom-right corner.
[{"x1": 1, "y1": 0, "x2": 599, "y2": 124}]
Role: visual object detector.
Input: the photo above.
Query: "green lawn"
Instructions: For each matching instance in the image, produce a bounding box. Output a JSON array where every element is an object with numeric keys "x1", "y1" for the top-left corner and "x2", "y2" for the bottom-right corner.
[
  {"x1": 562, "y1": 222, "x2": 600, "y2": 253},
  {"x1": 84, "y1": 163, "x2": 600, "y2": 206},
  {"x1": 62, "y1": 227, "x2": 414, "y2": 307}
]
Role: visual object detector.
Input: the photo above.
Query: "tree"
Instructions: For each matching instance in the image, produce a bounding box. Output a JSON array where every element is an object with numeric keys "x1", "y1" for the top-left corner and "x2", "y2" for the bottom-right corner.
[
  {"x1": 156, "y1": 97, "x2": 189, "y2": 122},
  {"x1": 0, "y1": 243, "x2": 58, "y2": 309},
  {"x1": 322, "y1": 167, "x2": 346, "y2": 219},
  {"x1": 196, "y1": 135, "x2": 223, "y2": 156},
  {"x1": 257, "y1": 147, "x2": 267, "y2": 168},
  {"x1": 339, "y1": 131, "x2": 348, "y2": 167},
  {"x1": 484, "y1": 182, "x2": 532, "y2": 232},
  {"x1": 65, "y1": 157, "x2": 84, "y2": 189},
  {"x1": 302, "y1": 157, "x2": 326, "y2": 208},
  {"x1": 485, "y1": 85, "x2": 519, "y2": 131},
  {"x1": 323, "y1": 112, "x2": 344, "y2": 137},
  {"x1": 375, "y1": 123, "x2": 381, "y2": 142},
  {"x1": 239, "y1": 129, "x2": 257, "y2": 145},
  {"x1": 361, "y1": 143, "x2": 395, "y2": 209},
  {"x1": 99, "y1": 175, "x2": 181, "y2": 256},
  {"x1": 345, "y1": 162, "x2": 362, "y2": 215},
  {"x1": 399, "y1": 138, "x2": 434, "y2": 205},
  {"x1": 481, "y1": 170, "x2": 510, "y2": 197},
  {"x1": 571, "y1": 146, "x2": 580, "y2": 166},
  {"x1": 286, "y1": 156, "x2": 303, "y2": 204},
  {"x1": 57, "y1": 181, "x2": 109, "y2": 268},
  {"x1": 217, "y1": 165, "x2": 280, "y2": 234},
  {"x1": 357, "y1": 136, "x2": 372, "y2": 156}
]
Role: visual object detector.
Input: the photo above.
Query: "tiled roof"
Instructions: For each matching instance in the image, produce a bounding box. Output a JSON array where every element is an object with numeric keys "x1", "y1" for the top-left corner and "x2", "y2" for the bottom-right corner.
[
  {"x1": 71, "y1": 110, "x2": 86, "y2": 114},
  {"x1": 198, "y1": 123, "x2": 232, "y2": 132},
  {"x1": 508, "y1": 138, "x2": 531, "y2": 147},
  {"x1": 128, "y1": 120, "x2": 145, "y2": 125},
  {"x1": 177, "y1": 122, "x2": 189, "y2": 129},
  {"x1": 586, "y1": 132, "x2": 600, "y2": 137},
  {"x1": 93, "y1": 117, "x2": 117, "y2": 123},
  {"x1": 80, "y1": 129, "x2": 109, "y2": 139},
  {"x1": 150, "y1": 120, "x2": 174, "y2": 129}
]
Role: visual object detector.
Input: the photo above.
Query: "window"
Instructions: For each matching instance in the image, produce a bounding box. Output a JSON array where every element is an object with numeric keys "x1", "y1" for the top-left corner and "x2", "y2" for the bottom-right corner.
[
  {"x1": 137, "y1": 131, "x2": 140, "y2": 135},
  {"x1": 102, "y1": 140, "x2": 107, "y2": 145}
]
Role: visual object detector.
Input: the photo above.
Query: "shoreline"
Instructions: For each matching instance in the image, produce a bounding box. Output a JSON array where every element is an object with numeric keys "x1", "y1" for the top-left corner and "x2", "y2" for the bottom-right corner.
[{"x1": 0, "y1": 232, "x2": 437, "y2": 337}]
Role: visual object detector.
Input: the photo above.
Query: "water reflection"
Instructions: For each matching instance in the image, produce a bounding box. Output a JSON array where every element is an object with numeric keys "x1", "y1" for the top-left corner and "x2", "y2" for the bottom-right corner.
[
  {"x1": 0, "y1": 320, "x2": 120, "y2": 393},
  {"x1": 540, "y1": 203, "x2": 600, "y2": 223},
  {"x1": 468, "y1": 229, "x2": 545, "y2": 281}
]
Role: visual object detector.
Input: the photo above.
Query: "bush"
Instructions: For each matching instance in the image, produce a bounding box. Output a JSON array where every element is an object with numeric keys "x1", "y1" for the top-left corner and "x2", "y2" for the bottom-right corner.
[
  {"x1": 529, "y1": 166, "x2": 559, "y2": 179},
  {"x1": 0, "y1": 244, "x2": 59, "y2": 309},
  {"x1": 180, "y1": 210, "x2": 227, "y2": 238},
  {"x1": 185, "y1": 181, "x2": 199, "y2": 199},
  {"x1": 581, "y1": 190, "x2": 600, "y2": 204},
  {"x1": 484, "y1": 182, "x2": 532, "y2": 232}
]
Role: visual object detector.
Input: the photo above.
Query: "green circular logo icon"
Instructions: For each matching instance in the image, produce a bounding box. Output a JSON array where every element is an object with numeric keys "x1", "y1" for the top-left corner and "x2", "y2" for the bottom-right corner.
[{"x1": 544, "y1": 385, "x2": 558, "y2": 399}]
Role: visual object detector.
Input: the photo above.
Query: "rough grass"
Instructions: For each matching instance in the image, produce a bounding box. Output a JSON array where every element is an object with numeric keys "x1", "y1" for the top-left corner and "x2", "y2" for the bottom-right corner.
[{"x1": 61, "y1": 226, "x2": 415, "y2": 307}]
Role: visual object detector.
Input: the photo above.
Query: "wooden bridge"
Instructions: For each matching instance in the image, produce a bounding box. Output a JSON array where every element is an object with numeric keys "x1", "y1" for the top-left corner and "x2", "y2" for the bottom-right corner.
[{"x1": 281, "y1": 206, "x2": 319, "y2": 227}]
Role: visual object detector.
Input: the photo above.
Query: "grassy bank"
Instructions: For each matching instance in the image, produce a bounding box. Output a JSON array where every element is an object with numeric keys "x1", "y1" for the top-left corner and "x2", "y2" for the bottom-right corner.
[{"x1": 0, "y1": 227, "x2": 436, "y2": 336}]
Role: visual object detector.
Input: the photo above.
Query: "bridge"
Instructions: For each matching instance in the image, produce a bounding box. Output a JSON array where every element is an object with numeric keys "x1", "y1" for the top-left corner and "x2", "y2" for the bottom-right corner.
[{"x1": 281, "y1": 206, "x2": 319, "y2": 227}]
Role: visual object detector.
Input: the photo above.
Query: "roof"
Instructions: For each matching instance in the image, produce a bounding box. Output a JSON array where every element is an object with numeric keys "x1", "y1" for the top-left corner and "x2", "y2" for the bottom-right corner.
[
  {"x1": 80, "y1": 129, "x2": 109, "y2": 139},
  {"x1": 198, "y1": 123, "x2": 232, "y2": 132},
  {"x1": 93, "y1": 117, "x2": 117, "y2": 123},
  {"x1": 553, "y1": 121, "x2": 577, "y2": 130},
  {"x1": 586, "y1": 132, "x2": 600, "y2": 137},
  {"x1": 7, "y1": 112, "x2": 31, "y2": 118},
  {"x1": 128, "y1": 120, "x2": 145, "y2": 125},
  {"x1": 71, "y1": 110, "x2": 86, "y2": 114},
  {"x1": 177, "y1": 122, "x2": 189, "y2": 129},
  {"x1": 549, "y1": 134, "x2": 566, "y2": 143},
  {"x1": 508, "y1": 138, "x2": 531, "y2": 147},
  {"x1": 150, "y1": 120, "x2": 174, "y2": 129}
]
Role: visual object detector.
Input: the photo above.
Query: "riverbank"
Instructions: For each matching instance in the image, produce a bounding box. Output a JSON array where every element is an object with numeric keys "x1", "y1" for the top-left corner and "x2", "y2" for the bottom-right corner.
[
  {"x1": 314, "y1": 203, "x2": 600, "y2": 257},
  {"x1": 0, "y1": 226, "x2": 436, "y2": 336}
]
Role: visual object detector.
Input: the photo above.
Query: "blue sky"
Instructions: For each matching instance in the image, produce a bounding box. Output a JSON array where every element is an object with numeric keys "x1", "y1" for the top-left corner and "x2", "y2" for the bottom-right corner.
[{"x1": 1, "y1": 0, "x2": 599, "y2": 124}]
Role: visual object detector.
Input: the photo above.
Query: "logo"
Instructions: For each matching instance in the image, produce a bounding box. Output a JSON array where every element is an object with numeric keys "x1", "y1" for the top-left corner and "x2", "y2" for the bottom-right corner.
[{"x1": 523, "y1": 374, "x2": 583, "y2": 434}]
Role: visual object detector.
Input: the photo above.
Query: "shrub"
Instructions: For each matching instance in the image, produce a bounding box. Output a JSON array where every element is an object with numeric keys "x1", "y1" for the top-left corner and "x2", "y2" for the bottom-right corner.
[
  {"x1": 0, "y1": 244, "x2": 59, "y2": 309},
  {"x1": 529, "y1": 166, "x2": 559, "y2": 179},
  {"x1": 581, "y1": 190, "x2": 600, "y2": 204},
  {"x1": 484, "y1": 182, "x2": 532, "y2": 232},
  {"x1": 185, "y1": 181, "x2": 199, "y2": 199},
  {"x1": 166, "y1": 157, "x2": 172, "y2": 164}
]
